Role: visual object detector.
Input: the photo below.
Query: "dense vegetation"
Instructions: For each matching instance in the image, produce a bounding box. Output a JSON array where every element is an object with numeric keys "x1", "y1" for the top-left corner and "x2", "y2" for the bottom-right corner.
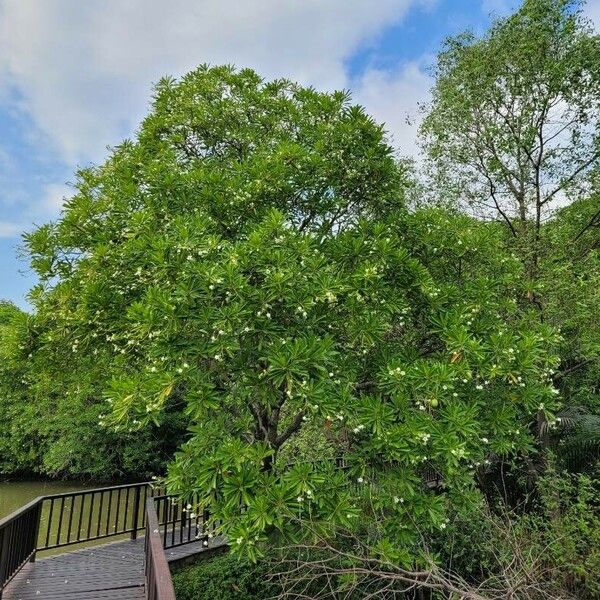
[{"x1": 1, "y1": 0, "x2": 599, "y2": 597}]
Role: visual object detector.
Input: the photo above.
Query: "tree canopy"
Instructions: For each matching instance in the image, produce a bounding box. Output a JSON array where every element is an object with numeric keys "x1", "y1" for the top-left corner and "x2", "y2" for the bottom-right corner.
[{"x1": 4, "y1": 65, "x2": 562, "y2": 560}]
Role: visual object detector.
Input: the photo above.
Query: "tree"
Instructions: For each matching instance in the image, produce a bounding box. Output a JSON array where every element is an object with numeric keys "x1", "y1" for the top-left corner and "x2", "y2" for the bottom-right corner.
[
  {"x1": 21, "y1": 66, "x2": 562, "y2": 560},
  {"x1": 421, "y1": 0, "x2": 600, "y2": 291},
  {"x1": 0, "y1": 299, "x2": 184, "y2": 479}
]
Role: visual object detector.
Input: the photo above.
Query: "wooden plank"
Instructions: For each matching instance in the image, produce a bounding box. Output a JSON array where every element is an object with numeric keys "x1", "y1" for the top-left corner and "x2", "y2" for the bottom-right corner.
[{"x1": 2, "y1": 531, "x2": 225, "y2": 600}]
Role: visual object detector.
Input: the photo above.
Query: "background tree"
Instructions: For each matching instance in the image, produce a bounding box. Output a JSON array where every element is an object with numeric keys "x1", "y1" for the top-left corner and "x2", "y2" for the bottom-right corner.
[
  {"x1": 0, "y1": 298, "x2": 184, "y2": 479},
  {"x1": 421, "y1": 0, "x2": 600, "y2": 294}
]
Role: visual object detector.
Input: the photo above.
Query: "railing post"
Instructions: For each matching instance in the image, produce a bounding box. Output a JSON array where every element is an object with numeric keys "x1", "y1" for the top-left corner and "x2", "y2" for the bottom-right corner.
[
  {"x1": 0, "y1": 527, "x2": 6, "y2": 600},
  {"x1": 30, "y1": 501, "x2": 43, "y2": 563},
  {"x1": 131, "y1": 485, "x2": 142, "y2": 540},
  {"x1": 29, "y1": 500, "x2": 44, "y2": 562}
]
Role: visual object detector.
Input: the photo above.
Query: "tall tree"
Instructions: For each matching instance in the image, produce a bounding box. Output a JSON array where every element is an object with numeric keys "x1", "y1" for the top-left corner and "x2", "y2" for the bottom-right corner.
[
  {"x1": 21, "y1": 66, "x2": 561, "y2": 557},
  {"x1": 421, "y1": 0, "x2": 600, "y2": 292}
]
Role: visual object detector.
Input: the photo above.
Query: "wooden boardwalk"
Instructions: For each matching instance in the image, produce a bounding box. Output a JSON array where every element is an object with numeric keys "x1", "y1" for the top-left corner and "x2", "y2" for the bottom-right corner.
[{"x1": 2, "y1": 536, "x2": 224, "y2": 600}]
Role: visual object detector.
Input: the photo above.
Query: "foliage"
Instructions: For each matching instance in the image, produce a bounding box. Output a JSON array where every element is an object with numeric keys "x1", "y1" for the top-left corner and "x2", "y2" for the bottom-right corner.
[
  {"x1": 0, "y1": 300, "x2": 185, "y2": 479},
  {"x1": 272, "y1": 467, "x2": 600, "y2": 599},
  {"x1": 172, "y1": 551, "x2": 281, "y2": 600},
  {"x1": 532, "y1": 192, "x2": 600, "y2": 470},
  {"x1": 5, "y1": 64, "x2": 564, "y2": 561},
  {"x1": 435, "y1": 468, "x2": 600, "y2": 599}
]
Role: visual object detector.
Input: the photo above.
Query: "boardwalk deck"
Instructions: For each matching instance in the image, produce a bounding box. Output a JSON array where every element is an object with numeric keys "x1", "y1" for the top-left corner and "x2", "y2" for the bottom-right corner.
[{"x1": 2, "y1": 536, "x2": 225, "y2": 600}]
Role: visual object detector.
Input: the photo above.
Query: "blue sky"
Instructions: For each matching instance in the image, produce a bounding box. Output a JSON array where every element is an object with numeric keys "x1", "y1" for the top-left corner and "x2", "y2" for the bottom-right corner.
[{"x1": 1, "y1": 0, "x2": 596, "y2": 309}]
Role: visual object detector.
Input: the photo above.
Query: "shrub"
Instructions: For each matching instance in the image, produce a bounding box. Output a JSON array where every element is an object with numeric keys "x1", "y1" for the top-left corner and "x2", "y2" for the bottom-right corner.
[{"x1": 172, "y1": 551, "x2": 280, "y2": 600}]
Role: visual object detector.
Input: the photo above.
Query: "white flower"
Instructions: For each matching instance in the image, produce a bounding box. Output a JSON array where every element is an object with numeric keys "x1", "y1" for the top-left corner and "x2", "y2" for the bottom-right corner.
[
  {"x1": 357, "y1": 477, "x2": 364, "y2": 484},
  {"x1": 440, "y1": 522, "x2": 447, "y2": 529},
  {"x1": 481, "y1": 437, "x2": 489, "y2": 443},
  {"x1": 476, "y1": 384, "x2": 483, "y2": 390},
  {"x1": 297, "y1": 496, "x2": 304, "y2": 502}
]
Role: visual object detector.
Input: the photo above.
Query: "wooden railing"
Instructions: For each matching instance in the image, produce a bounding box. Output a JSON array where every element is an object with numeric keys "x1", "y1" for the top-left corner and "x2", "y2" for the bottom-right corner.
[
  {"x1": 0, "y1": 497, "x2": 42, "y2": 596},
  {"x1": 145, "y1": 499, "x2": 176, "y2": 600}
]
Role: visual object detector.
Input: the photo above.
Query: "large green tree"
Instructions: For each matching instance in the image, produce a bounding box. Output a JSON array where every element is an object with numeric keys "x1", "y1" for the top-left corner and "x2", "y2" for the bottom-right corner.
[
  {"x1": 421, "y1": 0, "x2": 600, "y2": 473},
  {"x1": 18, "y1": 66, "x2": 563, "y2": 559}
]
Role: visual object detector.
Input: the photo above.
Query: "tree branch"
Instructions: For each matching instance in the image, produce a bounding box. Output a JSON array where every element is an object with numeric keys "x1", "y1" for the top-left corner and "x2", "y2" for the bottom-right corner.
[{"x1": 275, "y1": 410, "x2": 306, "y2": 448}]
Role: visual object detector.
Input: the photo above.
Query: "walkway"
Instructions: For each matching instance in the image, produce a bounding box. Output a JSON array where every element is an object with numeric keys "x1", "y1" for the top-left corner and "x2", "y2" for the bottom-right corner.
[{"x1": 2, "y1": 535, "x2": 224, "y2": 600}]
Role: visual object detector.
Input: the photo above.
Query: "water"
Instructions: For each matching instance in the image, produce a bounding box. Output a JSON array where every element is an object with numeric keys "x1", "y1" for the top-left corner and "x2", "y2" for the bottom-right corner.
[{"x1": 0, "y1": 480, "x2": 98, "y2": 520}]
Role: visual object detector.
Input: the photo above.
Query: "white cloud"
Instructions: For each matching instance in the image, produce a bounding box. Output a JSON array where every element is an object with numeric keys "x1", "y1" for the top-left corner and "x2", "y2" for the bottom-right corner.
[
  {"x1": 0, "y1": 0, "x2": 426, "y2": 165},
  {"x1": 353, "y1": 61, "x2": 432, "y2": 159},
  {"x1": 586, "y1": 0, "x2": 600, "y2": 28},
  {"x1": 0, "y1": 221, "x2": 21, "y2": 238},
  {"x1": 43, "y1": 183, "x2": 72, "y2": 214}
]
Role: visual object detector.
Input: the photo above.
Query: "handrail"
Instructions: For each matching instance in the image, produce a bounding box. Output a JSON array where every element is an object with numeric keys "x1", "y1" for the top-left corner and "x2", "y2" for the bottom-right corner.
[
  {"x1": 0, "y1": 497, "x2": 42, "y2": 596},
  {"x1": 38, "y1": 481, "x2": 151, "y2": 500},
  {"x1": 0, "y1": 496, "x2": 43, "y2": 530},
  {"x1": 145, "y1": 498, "x2": 176, "y2": 600},
  {"x1": 36, "y1": 481, "x2": 159, "y2": 550},
  {"x1": 0, "y1": 481, "x2": 162, "y2": 596}
]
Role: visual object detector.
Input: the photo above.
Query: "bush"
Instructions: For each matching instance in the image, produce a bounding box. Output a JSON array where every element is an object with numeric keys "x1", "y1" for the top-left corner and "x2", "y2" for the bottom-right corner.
[
  {"x1": 172, "y1": 551, "x2": 280, "y2": 600},
  {"x1": 434, "y1": 467, "x2": 600, "y2": 599}
]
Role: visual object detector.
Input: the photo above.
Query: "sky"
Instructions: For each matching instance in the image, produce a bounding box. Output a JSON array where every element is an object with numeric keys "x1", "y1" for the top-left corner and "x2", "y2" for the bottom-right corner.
[{"x1": 1, "y1": 0, "x2": 599, "y2": 308}]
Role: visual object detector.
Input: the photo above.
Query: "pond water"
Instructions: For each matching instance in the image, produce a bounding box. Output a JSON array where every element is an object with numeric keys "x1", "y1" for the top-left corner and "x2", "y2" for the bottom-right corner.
[{"x1": 0, "y1": 480, "x2": 98, "y2": 520}]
